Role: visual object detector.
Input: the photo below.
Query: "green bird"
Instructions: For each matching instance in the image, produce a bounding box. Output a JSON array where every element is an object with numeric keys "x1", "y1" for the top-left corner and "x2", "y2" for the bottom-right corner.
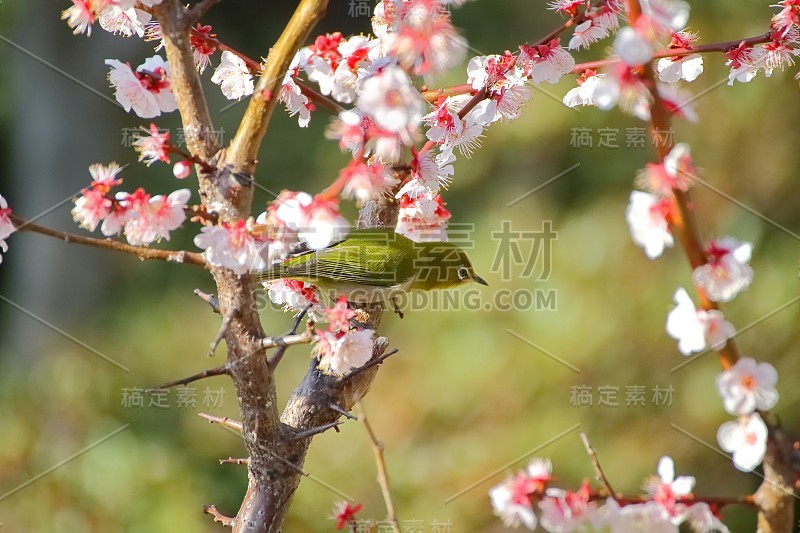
[{"x1": 257, "y1": 228, "x2": 488, "y2": 304}]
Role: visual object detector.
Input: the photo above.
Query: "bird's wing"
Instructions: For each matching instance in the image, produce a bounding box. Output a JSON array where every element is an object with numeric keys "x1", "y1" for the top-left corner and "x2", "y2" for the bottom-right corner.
[{"x1": 258, "y1": 240, "x2": 410, "y2": 287}]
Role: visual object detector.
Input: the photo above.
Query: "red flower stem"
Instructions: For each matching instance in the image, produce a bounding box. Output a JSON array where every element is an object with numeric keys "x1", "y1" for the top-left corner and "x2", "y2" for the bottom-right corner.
[
  {"x1": 572, "y1": 32, "x2": 773, "y2": 73},
  {"x1": 624, "y1": 0, "x2": 738, "y2": 369}
]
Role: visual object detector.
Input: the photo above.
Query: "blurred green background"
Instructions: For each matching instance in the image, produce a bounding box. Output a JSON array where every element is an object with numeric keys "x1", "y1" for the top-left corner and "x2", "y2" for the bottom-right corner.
[{"x1": 1, "y1": 1, "x2": 799, "y2": 531}]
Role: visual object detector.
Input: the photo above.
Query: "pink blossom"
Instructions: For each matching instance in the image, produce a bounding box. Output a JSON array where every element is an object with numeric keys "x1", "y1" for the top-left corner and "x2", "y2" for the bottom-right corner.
[
  {"x1": 657, "y1": 83, "x2": 699, "y2": 122},
  {"x1": 190, "y1": 24, "x2": 217, "y2": 74},
  {"x1": 279, "y1": 76, "x2": 313, "y2": 128},
  {"x1": 211, "y1": 51, "x2": 254, "y2": 100},
  {"x1": 330, "y1": 501, "x2": 362, "y2": 530},
  {"x1": 568, "y1": 7, "x2": 619, "y2": 50},
  {"x1": 488, "y1": 458, "x2": 552, "y2": 530},
  {"x1": 0, "y1": 194, "x2": 16, "y2": 264},
  {"x1": 194, "y1": 218, "x2": 266, "y2": 275},
  {"x1": 265, "y1": 278, "x2": 322, "y2": 317},
  {"x1": 640, "y1": 0, "x2": 691, "y2": 32},
  {"x1": 357, "y1": 65, "x2": 425, "y2": 136},
  {"x1": 666, "y1": 288, "x2": 735, "y2": 355},
  {"x1": 390, "y1": 0, "x2": 466, "y2": 77},
  {"x1": 625, "y1": 191, "x2": 674, "y2": 259},
  {"x1": 518, "y1": 39, "x2": 575, "y2": 84},
  {"x1": 316, "y1": 328, "x2": 374, "y2": 375},
  {"x1": 692, "y1": 237, "x2": 753, "y2": 302},
  {"x1": 725, "y1": 42, "x2": 766, "y2": 85},
  {"x1": 340, "y1": 160, "x2": 398, "y2": 202},
  {"x1": 173, "y1": 161, "x2": 192, "y2": 179},
  {"x1": 613, "y1": 26, "x2": 655, "y2": 67},
  {"x1": 269, "y1": 191, "x2": 349, "y2": 250},
  {"x1": 548, "y1": 0, "x2": 585, "y2": 16},
  {"x1": 98, "y1": 5, "x2": 150, "y2": 37},
  {"x1": 717, "y1": 413, "x2": 768, "y2": 472},
  {"x1": 643, "y1": 456, "x2": 695, "y2": 516},
  {"x1": 716, "y1": 357, "x2": 779, "y2": 416},
  {"x1": 71, "y1": 162, "x2": 124, "y2": 232},
  {"x1": 61, "y1": 0, "x2": 95, "y2": 36},
  {"x1": 324, "y1": 296, "x2": 356, "y2": 332},
  {"x1": 635, "y1": 143, "x2": 696, "y2": 195},
  {"x1": 539, "y1": 482, "x2": 598, "y2": 533},
  {"x1": 686, "y1": 503, "x2": 730, "y2": 533},
  {"x1": 395, "y1": 192, "x2": 451, "y2": 242},
  {"x1": 106, "y1": 55, "x2": 178, "y2": 118},
  {"x1": 591, "y1": 63, "x2": 652, "y2": 120},
  {"x1": 132, "y1": 123, "x2": 171, "y2": 166},
  {"x1": 326, "y1": 109, "x2": 368, "y2": 154},
  {"x1": 563, "y1": 70, "x2": 604, "y2": 108},
  {"x1": 604, "y1": 500, "x2": 677, "y2": 533}
]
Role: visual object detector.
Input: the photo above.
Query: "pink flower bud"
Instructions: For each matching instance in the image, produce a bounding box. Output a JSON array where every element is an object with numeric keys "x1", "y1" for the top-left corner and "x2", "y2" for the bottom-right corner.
[{"x1": 173, "y1": 160, "x2": 191, "y2": 179}]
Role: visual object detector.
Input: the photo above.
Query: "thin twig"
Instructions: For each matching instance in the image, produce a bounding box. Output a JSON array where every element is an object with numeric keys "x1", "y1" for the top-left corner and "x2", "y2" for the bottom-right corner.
[
  {"x1": 356, "y1": 402, "x2": 400, "y2": 533},
  {"x1": 11, "y1": 215, "x2": 207, "y2": 267},
  {"x1": 329, "y1": 403, "x2": 358, "y2": 420},
  {"x1": 209, "y1": 306, "x2": 239, "y2": 357},
  {"x1": 580, "y1": 433, "x2": 617, "y2": 499},
  {"x1": 194, "y1": 289, "x2": 221, "y2": 314},
  {"x1": 198, "y1": 412, "x2": 243, "y2": 433},
  {"x1": 219, "y1": 457, "x2": 249, "y2": 466},
  {"x1": 149, "y1": 364, "x2": 229, "y2": 390},
  {"x1": 340, "y1": 348, "x2": 399, "y2": 381},
  {"x1": 289, "y1": 421, "x2": 343, "y2": 441},
  {"x1": 268, "y1": 304, "x2": 313, "y2": 370},
  {"x1": 202, "y1": 504, "x2": 234, "y2": 527}
]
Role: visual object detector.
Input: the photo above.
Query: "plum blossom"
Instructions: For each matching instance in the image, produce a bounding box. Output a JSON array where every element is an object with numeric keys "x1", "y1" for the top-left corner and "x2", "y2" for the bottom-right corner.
[
  {"x1": 106, "y1": 55, "x2": 178, "y2": 118},
  {"x1": 591, "y1": 63, "x2": 652, "y2": 120},
  {"x1": 643, "y1": 456, "x2": 695, "y2": 516},
  {"x1": 326, "y1": 109, "x2": 368, "y2": 154},
  {"x1": 538, "y1": 483, "x2": 598, "y2": 532},
  {"x1": 0, "y1": 194, "x2": 15, "y2": 264},
  {"x1": 62, "y1": 0, "x2": 96, "y2": 36},
  {"x1": 268, "y1": 191, "x2": 348, "y2": 250},
  {"x1": 488, "y1": 458, "x2": 552, "y2": 530},
  {"x1": 666, "y1": 288, "x2": 735, "y2": 356},
  {"x1": 614, "y1": 26, "x2": 655, "y2": 67},
  {"x1": 563, "y1": 70, "x2": 604, "y2": 108},
  {"x1": 686, "y1": 503, "x2": 730, "y2": 533},
  {"x1": 71, "y1": 162, "x2": 124, "y2": 232},
  {"x1": 395, "y1": 191, "x2": 451, "y2": 242},
  {"x1": 716, "y1": 357, "x2": 779, "y2": 416},
  {"x1": 357, "y1": 65, "x2": 425, "y2": 136},
  {"x1": 604, "y1": 500, "x2": 678, "y2": 533},
  {"x1": 390, "y1": 0, "x2": 467, "y2": 77},
  {"x1": 518, "y1": 39, "x2": 575, "y2": 84},
  {"x1": 189, "y1": 24, "x2": 217, "y2": 74},
  {"x1": 657, "y1": 83, "x2": 699, "y2": 122},
  {"x1": 692, "y1": 237, "x2": 753, "y2": 302},
  {"x1": 211, "y1": 51, "x2": 254, "y2": 100},
  {"x1": 264, "y1": 278, "x2": 323, "y2": 318},
  {"x1": 568, "y1": 6, "x2": 620, "y2": 50},
  {"x1": 194, "y1": 218, "x2": 266, "y2": 275},
  {"x1": 132, "y1": 123, "x2": 171, "y2": 165},
  {"x1": 625, "y1": 191, "x2": 674, "y2": 259},
  {"x1": 640, "y1": 0, "x2": 691, "y2": 32},
  {"x1": 636, "y1": 143, "x2": 696, "y2": 195},
  {"x1": 173, "y1": 161, "x2": 191, "y2": 179},
  {"x1": 98, "y1": 4, "x2": 150, "y2": 37},
  {"x1": 725, "y1": 42, "x2": 768, "y2": 85},
  {"x1": 340, "y1": 161, "x2": 399, "y2": 202},
  {"x1": 657, "y1": 30, "x2": 704, "y2": 83},
  {"x1": 316, "y1": 328, "x2": 375, "y2": 375},
  {"x1": 119, "y1": 188, "x2": 190, "y2": 245},
  {"x1": 330, "y1": 501, "x2": 362, "y2": 530},
  {"x1": 717, "y1": 413, "x2": 768, "y2": 472}
]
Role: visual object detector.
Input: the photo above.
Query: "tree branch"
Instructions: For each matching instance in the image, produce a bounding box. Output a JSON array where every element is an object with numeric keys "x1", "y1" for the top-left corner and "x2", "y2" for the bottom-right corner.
[
  {"x1": 150, "y1": 364, "x2": 229, "y2": 390},
  {"x1": 204, "y1": 504, "x2": 235, "y2": 527},
  {"x1": 226, "y1": 0, "x2": 330, "y2": 175},
  {"x1": 580, "y1": 432, "x2": 617, "y2": 499},
  {"x1": 356, "y1": 402, "x2": 400, "y2": 533},
  {"x1": 153, "y1": 0, "x2": 219, "y2": 161},
  {"x1": 187, "y1": 0, "x2": 221, "y2": 24},
  {"x1": 11, "y1": 215, "x2": 207, "y2": 267},
  {"x1": 199, "y1": 412, "x2": 243, "y2": 433}
]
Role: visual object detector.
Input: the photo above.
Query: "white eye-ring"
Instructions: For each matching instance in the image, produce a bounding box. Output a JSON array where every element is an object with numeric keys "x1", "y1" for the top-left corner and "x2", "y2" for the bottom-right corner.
[{"x1": 457, "y1": 266, "x2": 469, "y2": 280}]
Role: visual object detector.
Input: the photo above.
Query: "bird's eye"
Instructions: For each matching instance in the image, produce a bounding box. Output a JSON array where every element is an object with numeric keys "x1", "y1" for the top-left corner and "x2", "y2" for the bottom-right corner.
[{"x1": 457, "y1": 266, "x2": 469, "y2": 280}]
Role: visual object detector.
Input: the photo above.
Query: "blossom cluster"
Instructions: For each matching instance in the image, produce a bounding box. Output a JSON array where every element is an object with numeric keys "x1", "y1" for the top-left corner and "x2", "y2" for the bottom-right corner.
[
  {"x1": 488, "y1": 456, "x2": 729, "y2": 532},
  {"x1": 70, "y1": 162, "x2": 190, "y2": 246},
  {"x1": 313, "y1": 296, "x2": 375, "y2": 376}
]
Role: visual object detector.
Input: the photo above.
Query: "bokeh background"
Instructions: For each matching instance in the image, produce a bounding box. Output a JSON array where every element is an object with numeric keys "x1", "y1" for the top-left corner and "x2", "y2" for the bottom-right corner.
[{"x1": 1, "y1": 1, "x2": 799, "y2": 531}]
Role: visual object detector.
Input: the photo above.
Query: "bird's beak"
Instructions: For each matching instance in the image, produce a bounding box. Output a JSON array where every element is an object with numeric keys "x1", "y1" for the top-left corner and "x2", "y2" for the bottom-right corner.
[{"x1": 472, "y1": 274, "x2": 489, "y2": 286}]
